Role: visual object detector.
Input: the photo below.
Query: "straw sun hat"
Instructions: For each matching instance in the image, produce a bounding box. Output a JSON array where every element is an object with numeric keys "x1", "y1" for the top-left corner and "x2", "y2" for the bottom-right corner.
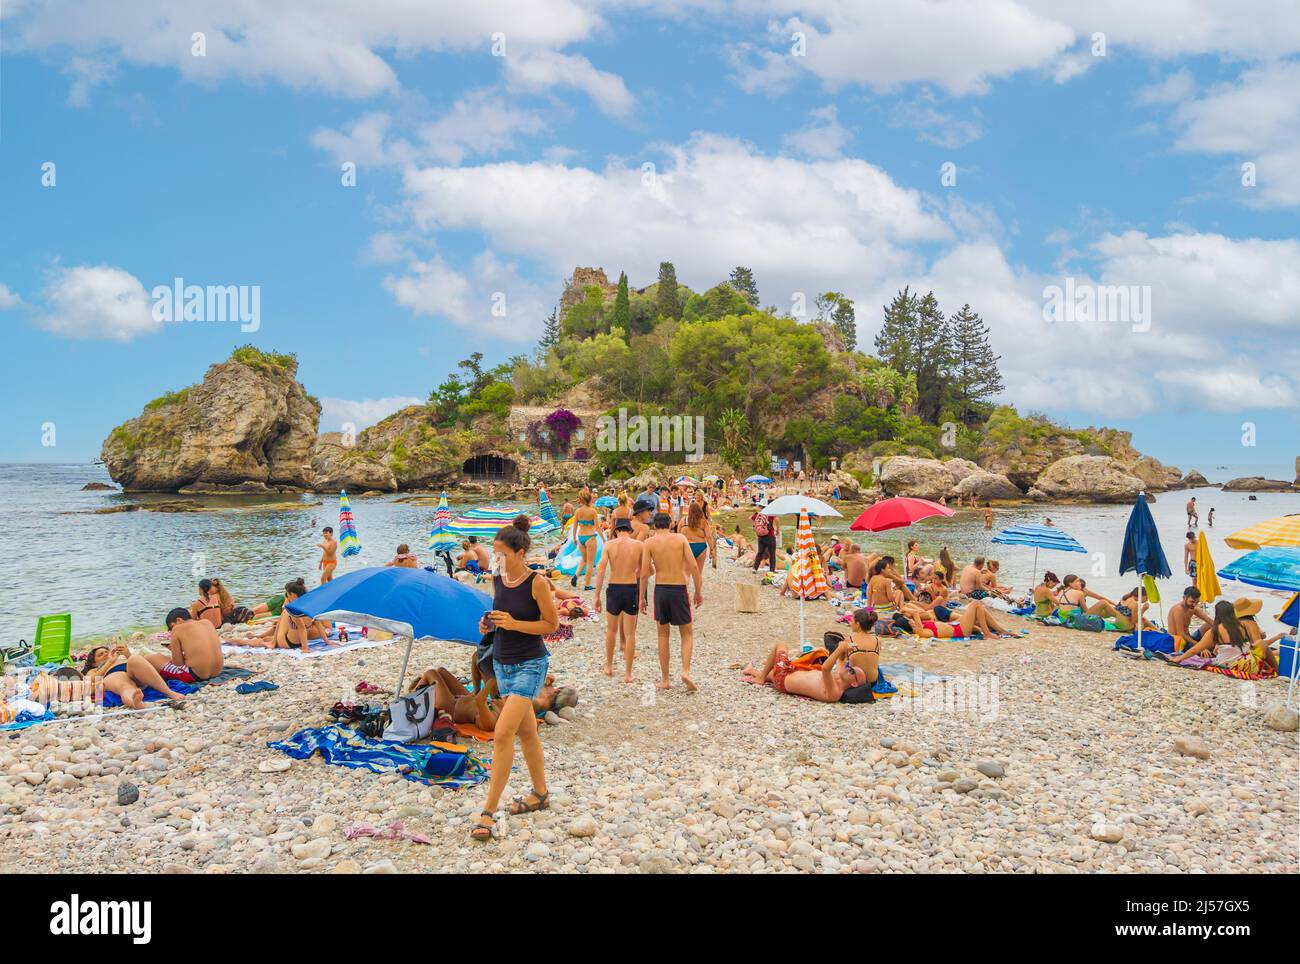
[{"x1": 1233, "y1": 598, "x2": 1263, "y2": 617}]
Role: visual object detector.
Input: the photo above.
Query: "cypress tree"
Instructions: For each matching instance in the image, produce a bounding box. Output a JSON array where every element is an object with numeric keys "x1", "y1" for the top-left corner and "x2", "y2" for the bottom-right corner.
[{"x1": 656, "y1": 261, "x2": 681, "y2": 320}]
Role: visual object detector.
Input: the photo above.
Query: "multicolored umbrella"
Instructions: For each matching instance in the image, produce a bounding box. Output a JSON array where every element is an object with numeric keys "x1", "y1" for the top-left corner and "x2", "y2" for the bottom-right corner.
[
  {"x1": 788, "y1": 508, "x2": 829, "y2": 645},
  {"x1": 338, "y1": 491, "x2": 361, "y2": 558},
  {"x1": 537, "y1": 488, "x2": 560, "y2": 529},
  {"x1": 671, "y1": 475, "x2": 698, "y2": 488},
  {"x1": 1194, "y1": 531, "x2": 1221, "y2": 603},
  {"x1": 448, "y1": 504, "x2": 555, "y2": 537},
  {"x1": 428, "y1": 491, "x2": 459, "y2": 554},
  {"x1": 1224, "y1": 515, "x2": 1300, "y2": 550}
]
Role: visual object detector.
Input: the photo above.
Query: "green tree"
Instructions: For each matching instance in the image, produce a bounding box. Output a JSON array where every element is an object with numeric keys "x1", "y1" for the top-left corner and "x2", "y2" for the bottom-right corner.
[
  {"x1": 874, "y1": 286, "x2": 918, "y2": 374},
  {"x1": 612, "y1": 272, "x2": 630, "y2": 335},
  {"x1": 912, "y1": 291, "x2": 952, "y2": 424},
  {"x1": 816, "y1": 291, "x2": 857, "y2": 350},
  {"x1": 946, "y1": 304, "x2": 1004, "y2": 423},
  {"x1": 729, "y1": 266, "x2": 759, "y2": 307},
  {"x1": 682, "y1": 283, "x2": 753, "y2": 322},
  {"x1": 561, "y1": 286, "x2": 610, "y2": 340},
  {"x1": 539, "y1": 305, "x2": 560, "y2": 352},
  {"x1": 655, "y1": 262, "x2": 681, "y2": 320}
]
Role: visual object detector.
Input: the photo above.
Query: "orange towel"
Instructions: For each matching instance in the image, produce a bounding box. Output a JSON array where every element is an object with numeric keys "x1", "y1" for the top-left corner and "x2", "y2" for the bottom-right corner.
[{"x1": 452, "y1": 722, "x2": 495, "y2": 743}]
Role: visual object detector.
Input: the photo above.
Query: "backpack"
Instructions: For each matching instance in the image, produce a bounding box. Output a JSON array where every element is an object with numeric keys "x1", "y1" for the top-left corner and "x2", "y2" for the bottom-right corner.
[
  {"x1": 753, "y1": 513, "x2": 771, "y2": 537},
  {"x1": 1065, "y1": 611, "x2": 1105, "y2": 632}
]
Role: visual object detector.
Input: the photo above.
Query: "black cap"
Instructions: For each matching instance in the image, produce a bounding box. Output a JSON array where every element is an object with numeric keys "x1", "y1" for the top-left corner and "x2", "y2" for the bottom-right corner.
[
  {"x1": 633, "y1": 496, "x2": 657, "y2": 514},
  {"x1": 614, "y1": 517, "x2": 633, "y2": 530}
]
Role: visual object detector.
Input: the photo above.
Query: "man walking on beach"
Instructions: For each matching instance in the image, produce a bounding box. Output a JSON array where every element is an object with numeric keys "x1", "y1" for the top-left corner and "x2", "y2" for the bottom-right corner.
[
  {"x1": 642, "y1": 512, "x2": 703, "y2": 692},
  {"x1": 1186, "y1": 496, "x2": 1198, "y2": 527},
  {"x1": 631, "y1": 496, "x2": 656, "y2": 541},
  {"x1": 594, "y1": 518, "x2": 647, "y2": 682}
]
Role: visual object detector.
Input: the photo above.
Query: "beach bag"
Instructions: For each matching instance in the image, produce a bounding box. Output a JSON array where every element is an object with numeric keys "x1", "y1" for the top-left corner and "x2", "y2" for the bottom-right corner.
[
  {"x1": 229, "y1": 606, "x2": 254, "y2": 625},
  {"x1": 384, "y1": 685, "x2": 437, "y2": 743},
  {"x1": 1065, "y1": 611, "x2": 1105, "y2": 632}
]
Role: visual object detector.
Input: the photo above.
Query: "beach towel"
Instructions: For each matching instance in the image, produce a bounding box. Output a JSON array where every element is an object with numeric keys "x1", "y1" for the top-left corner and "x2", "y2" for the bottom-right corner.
[
  {"x1": 267, "y1": 724, "x2": 487, "y2": 788},
  {"x1": 344, "y1": 821, "x2": 433, "y2": 846},
  {"x1": 1115, "y1": 631, "x2": 1176, "y2": 655},
  {"x1": 221, "y1": 627, "x2": 395, "y2": 660},
  {"x1": 451, "y1": 721, "x2": 496, "y2": 742},
  {"x1": 102, "y1": 679, "x2": 197, "y2": 708}
]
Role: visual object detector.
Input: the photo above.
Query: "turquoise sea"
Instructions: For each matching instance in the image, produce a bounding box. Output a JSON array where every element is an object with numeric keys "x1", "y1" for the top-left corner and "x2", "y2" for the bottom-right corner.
[{"x1": 3, "y1": 463, "x2": 1298, "y2": 645}]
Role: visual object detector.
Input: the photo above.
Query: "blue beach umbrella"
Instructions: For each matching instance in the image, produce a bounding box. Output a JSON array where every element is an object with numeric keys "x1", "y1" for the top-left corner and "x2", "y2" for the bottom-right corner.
[
  {"x1": 1218, "y1": 548, "x2": 1300, "y2": 705},
  {"x1": 594, "y1": 495, "x2": 619, "y2": 509},
  {"x1": 745, "y1": 475, "x2": 773, "y2": 484},
  {"x1": 1119, "y1": 494, "x2": 1171, "y2": 652},
  {"x1": 992, "y1": 523, "x2": 1086, "y2": 586},
  {"x1": 287, "y1": 566, "x2": 491, "y2": 693}
]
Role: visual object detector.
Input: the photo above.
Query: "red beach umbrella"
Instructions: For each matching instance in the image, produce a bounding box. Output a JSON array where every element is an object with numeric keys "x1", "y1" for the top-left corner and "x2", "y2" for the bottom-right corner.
[{"x1": 849, "y1": 496, "x2": 955, "y2": 567}]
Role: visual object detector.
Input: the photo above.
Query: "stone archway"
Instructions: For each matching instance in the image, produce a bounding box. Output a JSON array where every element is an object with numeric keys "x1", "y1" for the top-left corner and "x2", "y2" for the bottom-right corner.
[{"x1": 463, "y1": 454, "x2": 518, "y2": 482}]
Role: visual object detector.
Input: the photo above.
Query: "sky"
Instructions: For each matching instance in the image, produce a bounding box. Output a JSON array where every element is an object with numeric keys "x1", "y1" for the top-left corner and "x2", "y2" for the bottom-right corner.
[{"x1": 1, "y1": 0, "x2": 1298, "y2": 478}]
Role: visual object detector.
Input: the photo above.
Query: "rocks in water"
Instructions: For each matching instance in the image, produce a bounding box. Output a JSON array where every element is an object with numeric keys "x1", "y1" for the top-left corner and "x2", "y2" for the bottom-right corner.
[
  {"x1": 975, "y1": 761, "x2": 1005, "y2": 779},
  {"x1": 1029, "y1": 456, "x2": 1145, "y2": 503},
  {"x1": 1263, "y1": 702, "x2": 1299, "y2": 732},
  {"x1": 81, "y1": 481, "x2": 115, "y2": 490},
  {"x1": 310, "y1": 432, "x2": 398, "y2": 493},
  {"x1": 117, "y1": 782, "x2": 140, "y2": 806},
  {"x1": 877, "y1": 457, "x2": 953, "y2": 501},
  {"x1": 955, "y1": 471, "x2": 1023, "y2": 502},
  {"x1": 1222, "y1": 476, "x2": 1297, "y2": 493},
  {"x1": 101, "y1": 347, "x2": 319, "y2": 492},
  {"x1": 1174, "y1": 736, "x2": 1211, "y2": 760},
  {"x1": 941, "y1": 458, "x2": 981, "y2": 487},
  {"x1": 1180, "y1": 470, "x2": 1209, "y2": 487}
]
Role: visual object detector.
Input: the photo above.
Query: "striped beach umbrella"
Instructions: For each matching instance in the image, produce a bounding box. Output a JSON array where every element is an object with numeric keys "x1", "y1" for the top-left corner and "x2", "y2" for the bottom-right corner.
[
  {"x1": 787, "y1": 507, "x2": 829, "y2": 646},
  {"x1": 537, "y1": 488, "x2": 561, "y2": 529},
  {"x1": 428, "y1": 491, "x2": 460, "y2": 553},
  {"x1": 448, "y1": 504, "x2": 555, "y2": 537},
  {"x1": 991, "y1": 522, "x2": 1086, "y2": 586},
  {"x1": 673, "y1": 475, "x2": 700, "y2": 488},
  {"x1": 338, "y1": 491, "x2": 361, "y2": 558},
  {"x1": 1224, "y1": 515, "x2": 1300, "y2": 550}
]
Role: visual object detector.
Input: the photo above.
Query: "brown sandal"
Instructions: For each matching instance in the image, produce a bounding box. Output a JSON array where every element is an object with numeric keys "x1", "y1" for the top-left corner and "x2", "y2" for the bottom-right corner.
[
  {"x1": 470, "y1": 809, "x2": 496, "y2": 841},
  {"x1": 507, "y1": 789, "x2": 550, "y2": 815}
]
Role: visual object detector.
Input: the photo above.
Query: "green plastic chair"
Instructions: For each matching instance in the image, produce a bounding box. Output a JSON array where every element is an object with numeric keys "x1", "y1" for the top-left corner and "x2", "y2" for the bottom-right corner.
[{"x1": 33, "y1": 613, "x2": 73, "y2": 666}]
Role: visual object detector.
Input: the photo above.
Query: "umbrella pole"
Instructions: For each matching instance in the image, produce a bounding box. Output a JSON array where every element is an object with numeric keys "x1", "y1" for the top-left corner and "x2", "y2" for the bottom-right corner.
[
  {"x1": 393, "y1": 637, "x2": 414, "y2": 697},
  {"x1": 1032, "y1": 547, "x2": 1039, "y2": 589}
]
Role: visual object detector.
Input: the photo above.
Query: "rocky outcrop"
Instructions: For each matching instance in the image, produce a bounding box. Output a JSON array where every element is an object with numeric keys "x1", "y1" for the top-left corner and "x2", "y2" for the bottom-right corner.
[
  {"x1": 1180, "y1": 470, "x2": 1210, "y2": 488},
  {"x1": 942, "y1": 458, "x2": 982, "y2": 487},
  {"x1": 311, "y1": 433, "x2": 397, "y2": 493},
  {"x1": 560, "y1": 267, "x2": 617, "y2": 316},
  {"x1": 1128, "y1": 456, "x2": 1182, "y2": 492},
  {"x1": 829, "y1": 469, "x2": 862, "y2": 500},
  {"x1": 954, "y1": 470, "x2": 1022, "y2": 502},
  {"x1": 520, "y1": 460, "x2": 595, "y2": 489},
  {"x1": 81, "y1": 482, "x2": 115, "y2": 491},
  {"x1": 1222, "y1": 476, "x2": 1297, "y2": 493},
  {"x1": 101, "y1": 348, "x2": 319, "y2": 493},
  {"x1": 878, "y1": 457, "x2": 953, "y2": 502},
  {"x1": 1028, "y1": 456, "x2": 1145, "y2": 503}
]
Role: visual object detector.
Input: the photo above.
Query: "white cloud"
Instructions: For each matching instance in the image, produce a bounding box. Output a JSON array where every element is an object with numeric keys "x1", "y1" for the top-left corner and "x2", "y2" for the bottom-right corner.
[
  {"x1": 313, "y1": 93, "x2": 547, "y2": 170},
  {"x1": 382, "y1": 251, "x2": 551, "y2": 341},
  {"x1": 35, "y1": 265, "x2": 159, "y2": 341},
  {"x1": 0, "y1": 284, "x2": 22, "y2": 309},
  {"x1": 320, "y1": 395, "x2": 424, "y2": 431},
  {"x1": 399, "y1": 133, "x2": 949, "y2": 304},
  {"x1": 11, "y1": 0, "x2": 605, "y2": 98},
  {"x1": 889, "y1": 97, "x2": 984, "y2": 148},
  {"x1": 503, "y1": 50, "x2": 634, "y2": 118},
  {"x1": 782, "y1": 105, "x2": 851, "y2": 158},
  {"x1": 1166, "y1": 59, "x2": 1300, "y2": 208}
]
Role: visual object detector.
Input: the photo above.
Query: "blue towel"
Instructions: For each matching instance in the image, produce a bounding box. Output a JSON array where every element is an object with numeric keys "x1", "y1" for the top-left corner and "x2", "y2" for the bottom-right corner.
[
  {"x1": 1115, "y1": 631, "x2": 1176, "y2": 654},
  {"x1": 268, "y1": 725, "x2": 486, "y2": 788},
  {"x1": 1010, "y1": 603, "x2": 1035, "y2": 616},
  {"x1": 873, "y1": 669, "x2": 897, "y2": 696},
  {"x1": 235, "y1": 680, "x2": 279, "y2": 694},
  {"x1": 102, "y1": 679, "x2": 197, "y2": 708}
]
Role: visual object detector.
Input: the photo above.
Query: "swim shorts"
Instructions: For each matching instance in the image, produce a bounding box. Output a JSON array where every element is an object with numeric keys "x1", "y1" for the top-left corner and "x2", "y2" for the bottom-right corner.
[
  {"x1": 653, "y1": 584, "x2": 692, "y2": 626},
  {"x1": 770, "y1": 652, "x2": 795, "y2": 693},
  {"x1": 606, "y1": 583, "x2": 639, "y2": 617},
  {"x1": 158, "y1": 662, "x2": 199, "y2": 684}
]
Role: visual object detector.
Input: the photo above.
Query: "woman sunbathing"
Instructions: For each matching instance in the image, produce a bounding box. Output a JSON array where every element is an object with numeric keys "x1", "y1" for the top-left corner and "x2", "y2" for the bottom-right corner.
[
  {"x1": 229, "y1": 579, "x2": 332, "y2": 651},
  {"x1": 80, "y1": 643, "x2": 189, "y2": 708},
  {"x1": 1032, "y1": 572, "x2": 1061, "y2": 617},
  {"x1": 742, "y1": 637, "x2": 868, "y2": 701},
  {"x1": 911, "y1": 599, "x2": 1014, "y2": 639}
]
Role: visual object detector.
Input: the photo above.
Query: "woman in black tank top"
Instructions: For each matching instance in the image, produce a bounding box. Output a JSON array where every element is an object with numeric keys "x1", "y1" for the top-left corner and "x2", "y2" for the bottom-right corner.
[{"x1": 472, "y1": 517, "x2": 559, "y2": 842}]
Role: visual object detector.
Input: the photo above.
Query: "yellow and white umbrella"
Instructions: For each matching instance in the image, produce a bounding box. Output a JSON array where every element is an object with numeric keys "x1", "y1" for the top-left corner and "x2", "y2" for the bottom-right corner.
[{"x1": 1225, "y1": 515, "x2": 1300, "y2": 550}]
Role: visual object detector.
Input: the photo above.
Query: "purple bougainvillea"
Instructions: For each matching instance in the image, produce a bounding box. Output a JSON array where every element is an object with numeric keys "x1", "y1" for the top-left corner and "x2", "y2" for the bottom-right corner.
[{"x1": 527, "y1": 408, "x2": 583, "y2": 455}]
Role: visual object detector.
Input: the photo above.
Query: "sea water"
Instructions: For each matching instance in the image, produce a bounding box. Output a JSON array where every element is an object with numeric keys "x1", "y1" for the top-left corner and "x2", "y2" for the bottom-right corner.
[{"x1": 2, "y1": 462, "x2": 1297, "y2": 643}]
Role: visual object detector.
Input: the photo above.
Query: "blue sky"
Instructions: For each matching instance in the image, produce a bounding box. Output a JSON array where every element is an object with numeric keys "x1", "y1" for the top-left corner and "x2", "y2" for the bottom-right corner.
[{"x1": 2, "y1": 1, "x2": 1298, "y2": 478}]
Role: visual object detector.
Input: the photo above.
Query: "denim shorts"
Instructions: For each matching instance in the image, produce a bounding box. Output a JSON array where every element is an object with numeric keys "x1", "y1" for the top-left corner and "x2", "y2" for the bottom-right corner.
[{"x1": 494, "y1": 653, "x2": 550, "y2": 700}]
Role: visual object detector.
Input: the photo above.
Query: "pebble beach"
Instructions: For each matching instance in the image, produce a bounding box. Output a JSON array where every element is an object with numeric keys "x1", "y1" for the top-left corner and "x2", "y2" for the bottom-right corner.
[{"x1": 2, "y1": 558, "x2": 1297, "y2": 875}]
